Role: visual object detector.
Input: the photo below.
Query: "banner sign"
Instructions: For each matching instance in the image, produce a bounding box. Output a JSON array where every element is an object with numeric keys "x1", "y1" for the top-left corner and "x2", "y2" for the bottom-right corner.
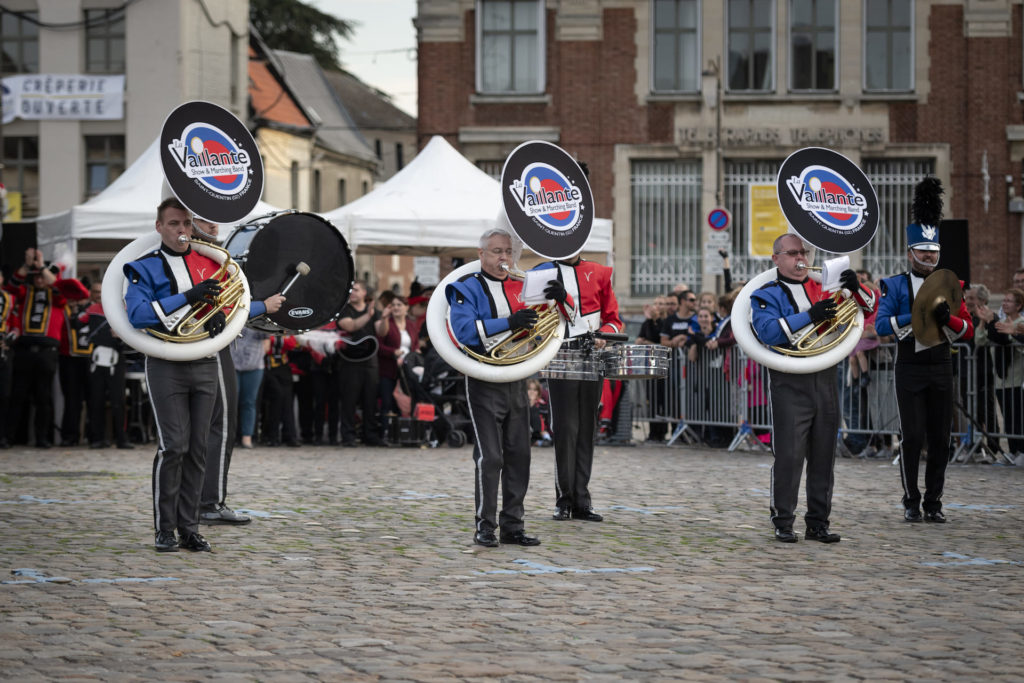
[
  {"x1": 160, "y1": 100, "x2": 264, "y2": 224},
  {"x1": 501, "y1": 140, "x2": 593, "y2": 260},
  {"x1": 776, "y1": 147, "x2": 878, "y2": 254},
  {"x1": 1, "y1": 74, "x2": 125, "y2": 124}
]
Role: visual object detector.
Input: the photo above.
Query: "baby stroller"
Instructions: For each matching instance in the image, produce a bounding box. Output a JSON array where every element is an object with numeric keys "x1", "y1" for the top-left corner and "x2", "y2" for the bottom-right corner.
[{"x1": 394, "y1": 348, "x2": 473, "y2": 447}]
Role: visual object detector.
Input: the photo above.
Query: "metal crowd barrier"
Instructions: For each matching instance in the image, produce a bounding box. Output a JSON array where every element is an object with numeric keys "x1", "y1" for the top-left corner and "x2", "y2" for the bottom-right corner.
[{"x1": 629, "y1": 342, "x2": 1023, "y2": 464}]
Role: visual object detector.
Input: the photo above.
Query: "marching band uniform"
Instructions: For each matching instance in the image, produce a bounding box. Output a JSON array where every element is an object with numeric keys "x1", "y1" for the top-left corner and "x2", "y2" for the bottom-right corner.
[
  {"x1": 59, "y1": 302, "x2": 93, "y2": 446},
  {"x1": 5, "y1": 264, "x2": 88, "y2": 447},
  {"x1": 751, "y1": 251, "x2": 875, "y2": 542},
  {"x1": 0, "y1": 285, "x2": 14, "y2": 448},
  {"x1": 533, "y1": 258, "x2": 623, "y2": 522},
  {"x1": 82, "y1": 301, "x2": 131, "y2": 449},
  {"x1": 263, "y1": 334, "x2": 299, "y2": 446},
  {"x1": 876, "y1": 223, "x2": 972, "y2": 523},
  {"x1": 447, "y1": 265, "x2": 538, "y2": 546},
  {"x1": 336, "y1": 295, "x2": 381, "y2": 447},
  {"x1": 125, "y1": 226, "x2": 267, "y2": 551}
]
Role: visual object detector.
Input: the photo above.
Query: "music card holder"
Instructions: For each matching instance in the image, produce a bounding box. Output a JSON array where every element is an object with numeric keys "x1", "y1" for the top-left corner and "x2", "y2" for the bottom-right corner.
[
  {"x1": 521, "y1": 269, "x2": 553, "y2": 305},
  {"x1": 821, "y1": 255, "x2": 850, "y2": 292}
]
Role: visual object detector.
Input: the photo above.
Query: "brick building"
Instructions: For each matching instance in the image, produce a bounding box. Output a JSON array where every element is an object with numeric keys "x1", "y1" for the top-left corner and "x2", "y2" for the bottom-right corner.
[{"x1": 417, "y1": 0, "x2": 1024, "y2": 308}]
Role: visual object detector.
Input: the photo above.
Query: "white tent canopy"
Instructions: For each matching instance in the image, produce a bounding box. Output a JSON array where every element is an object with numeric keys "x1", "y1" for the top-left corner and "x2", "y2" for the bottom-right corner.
[
  {"x1": 322, "y1": 135, "x2": 612, "y2": 258},
  {"x1": 35, "y1": 137, "x2": 282, "y2": 265}
]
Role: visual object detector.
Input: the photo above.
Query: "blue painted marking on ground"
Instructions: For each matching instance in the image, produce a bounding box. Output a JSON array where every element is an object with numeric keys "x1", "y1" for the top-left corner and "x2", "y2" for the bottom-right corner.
[
  {"x1": 0, "y1": 495, "x2": 116, "y2": 505},
  {"x1": 375, "y1": 491, "x2": 451, "y2": 500},
  {"x1": 3, "y1": 568, "x2": 180, "y2": 585},
  {"x1": 234, "y1": 509, "x2": 300, "y2": 518},
  {"x1": 476, "y1": 559, "x2": 656, "y2": 576},
  {"x1": 943, "y1": 503, "x2": 1016, "y2": 511},
  {"x1": 920, "y1": 552, "x2": 1022, "y2": 567},
  {"x1": 605, "y1": 505, "x2": 683, "y2": 515}
]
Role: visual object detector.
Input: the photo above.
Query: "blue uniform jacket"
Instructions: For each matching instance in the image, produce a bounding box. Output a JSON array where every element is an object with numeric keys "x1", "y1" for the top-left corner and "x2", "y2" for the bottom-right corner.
[
  {"x1": 446, "y1": 272, "x2": 523, "y2": 351},
  {"x1": 124, "y1": 247, "x2": 266, "y2": 332},
  {"x1": 750, "y1": 281, "x2": 817, "y2": 348}
]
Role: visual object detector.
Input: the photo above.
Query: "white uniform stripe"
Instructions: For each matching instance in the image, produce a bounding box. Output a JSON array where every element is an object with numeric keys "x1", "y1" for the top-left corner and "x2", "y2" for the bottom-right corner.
[
  {"x1": 145, "y1": 356, "x2": 168, "y2": 532},
  {"x1": 214, "y1": 352, "x2": 229, "y2": 504},
  {"x1": 464, "y1": 376, "x2": 487, "y2": 532}
]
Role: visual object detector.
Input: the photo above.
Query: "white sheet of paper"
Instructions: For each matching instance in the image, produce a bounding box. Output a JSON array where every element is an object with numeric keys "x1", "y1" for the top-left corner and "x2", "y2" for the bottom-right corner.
[
  {"x1": 820, "y1": 255, "x2": 850, "y2": 292},
  {"x1": 522, "y1": 269, "x2": 552, "y2": 305}
]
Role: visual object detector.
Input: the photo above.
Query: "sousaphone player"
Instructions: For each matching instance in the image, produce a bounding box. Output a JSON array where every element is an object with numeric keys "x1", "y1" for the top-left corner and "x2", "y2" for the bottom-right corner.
[{"x1": 876, "y1": 178, "x2": 973, "y2": 524}]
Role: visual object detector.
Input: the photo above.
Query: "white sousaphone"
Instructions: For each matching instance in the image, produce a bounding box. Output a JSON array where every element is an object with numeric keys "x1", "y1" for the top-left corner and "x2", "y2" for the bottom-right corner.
[
  {"x1": 426, "y1": 140, "x2": 594, "y2": 383},
  {"x1": 103, "y1": 101, "x2": 261, "y2": 361},
  {"x1": 731, "y1": 147, "x2": 879, "y2": 374}
]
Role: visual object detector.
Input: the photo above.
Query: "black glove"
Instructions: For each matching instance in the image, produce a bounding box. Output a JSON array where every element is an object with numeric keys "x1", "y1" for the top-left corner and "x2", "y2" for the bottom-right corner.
[
  {"x1": 933, "y1": 301, "x2": 951, "y2": 327},
  {"x1": 839, "y1": 269, "x2": 860, "y2": 293},
  {"x1": 543, "y1": 279, "x2": 568, "y2": 304},
  {"x1": 509, "y1": 308, "x2": 539, "y2": 331},
  {"x1": 204, "y1": 311, "x2": 227, "y2": 337},
  {"x1": 808, "y1": 298, "x2": 838, "y2": 324},
  {"x1": 185, "y1": 278, "x2": 221, "y2": 305}
]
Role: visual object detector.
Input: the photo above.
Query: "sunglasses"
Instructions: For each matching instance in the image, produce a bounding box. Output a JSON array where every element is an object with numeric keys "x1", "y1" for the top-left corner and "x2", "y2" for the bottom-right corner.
[{"x1": 775, "y1": 249, "x2": 809, "y2": 257}]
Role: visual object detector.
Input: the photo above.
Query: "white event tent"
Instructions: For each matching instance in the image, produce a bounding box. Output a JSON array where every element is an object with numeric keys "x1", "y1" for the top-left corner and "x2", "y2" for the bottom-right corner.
[
  {"x1": 35, "y1": 137, "x2": 282, "y2": 273},
  {"x1": 321, "y1": 135, "x2": 612, "y2": 260}
]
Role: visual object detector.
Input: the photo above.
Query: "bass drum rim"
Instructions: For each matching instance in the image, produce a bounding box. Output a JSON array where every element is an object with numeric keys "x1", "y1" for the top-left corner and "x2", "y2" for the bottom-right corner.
[
  {"x1": 426, "y1": 260, "x2": 564, "y2": 383},
  {"x1": 731, "y1": 267, "x2": 863, "y2": 374},
  {"x1": 224, "y1": 210, "x2": 353, "y2": 333},
  {"x1": 101, "y1": 233, "x2": 250, "y2": 362}
]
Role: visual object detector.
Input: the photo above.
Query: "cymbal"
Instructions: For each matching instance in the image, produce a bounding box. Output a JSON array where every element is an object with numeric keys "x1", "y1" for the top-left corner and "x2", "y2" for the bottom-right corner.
[{"x1": 911, "y1": 269, "x2": 962, "y2": 348}]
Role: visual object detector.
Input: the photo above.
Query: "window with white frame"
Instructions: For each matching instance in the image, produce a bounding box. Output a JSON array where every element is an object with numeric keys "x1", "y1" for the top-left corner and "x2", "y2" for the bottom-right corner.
[
  {"x1": 789, "y1": 0, "x2": 836, "y2": 92},
  {"x1": 84, "y1": 8, "x2": 125, "y2": 74},
  {"x1": 477, "y1": 0, "x2": 544, "y2": 94},
  {"x1": 864, "y1": 0, "x2": 913, "y2": 92},
  {"x1": 652, "y1": 0, "x2": 700, "y2": 93},
  {"x1": 862, "y1": 158, "x2": 933, "y2": 277},
  {"x1": 3, "y1": 136, "x2": 39, "y2": 217},
  {"x1": 85, "y1": 135, "x2": 124, "y2": 199},
  {"x1": 1, "y1": 10, "x2": 38, "y2": 73},
  {"x1": 630, "y1": 159, "x2": 703, "y2": 296},
  {"x1": 727, "y1": 0, "x2": 774, "y2": 92},
  {"x1": 476, "y1": 159, "x2": 504, "y2": 180}
]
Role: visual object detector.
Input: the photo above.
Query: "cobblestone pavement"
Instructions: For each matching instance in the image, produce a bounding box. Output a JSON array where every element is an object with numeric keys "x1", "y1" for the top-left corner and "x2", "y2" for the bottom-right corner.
[{"x1": 1, "y1": 441, "x2": 1021, "y2": 681}]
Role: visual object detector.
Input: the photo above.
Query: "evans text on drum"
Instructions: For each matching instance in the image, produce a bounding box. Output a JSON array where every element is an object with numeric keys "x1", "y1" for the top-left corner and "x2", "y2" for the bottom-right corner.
[{"x1": 225, "y1": 211, "x2": 353, "y2": 333}]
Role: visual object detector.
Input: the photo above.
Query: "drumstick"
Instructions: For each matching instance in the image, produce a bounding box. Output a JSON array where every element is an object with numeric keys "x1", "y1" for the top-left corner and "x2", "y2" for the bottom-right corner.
[{"x1": 280, "y1": 262, "x2": 310, "y2": 296}]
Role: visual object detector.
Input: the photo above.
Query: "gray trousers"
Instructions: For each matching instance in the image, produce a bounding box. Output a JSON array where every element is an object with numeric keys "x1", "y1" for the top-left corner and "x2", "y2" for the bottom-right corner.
[
  {"x1": 146, "y1": 356, "x2": 218, "y2": 534},
  {"x1": 466, "y1": 376, "x2": 532, "y2": 534},
  {"x1": 202, "y1": 347, "x2": 237, "y2": 509},
  {"x1": 768, "y1": 367, "x2": 839, "y2": 530},
  {"x1": 548, "y1": 377, "x2": 602, "y2": 510}
]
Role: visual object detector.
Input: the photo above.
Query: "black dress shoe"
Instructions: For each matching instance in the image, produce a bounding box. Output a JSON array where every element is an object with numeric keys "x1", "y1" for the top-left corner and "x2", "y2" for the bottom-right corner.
[
  {"x1": 179, "y1": 532, "x2": 212, "y2": 552},
  {"x1": 36, "y1": 441, "x2": 52, "y2": 449},
  {"x1": 774, "y1": 527, "x2": 798, "y2": 543},
  {"x1": 924, "y1": 510, "x2": 946, "y2": 523},
  {"x1": 904, "y1": 508, "x2": 923, "y2": 522},
  {"x1": 805, "y1": 526, "x2": 841, "y2": 543},
  {"x1": 154, "y1": 530, "x2": 179, "y2": 552},
  {"x1": 551, "y1": 506, "x2": 571, "y2": 521},
  {"x1": 473, "y1": 530, "x2": 498, "y2": 547},
  {"x1": 116, "y1": 442, "x2": 135, "y2": 450},
  {"x1": 572, "y1": 507, "x2": 603, "y2": 522},
  {"x1": 500, "y1": 529, "x2": 541, "y2": 546},
  {"x1": 285, "y1": 440, "x2": 301, "y2": 448}
]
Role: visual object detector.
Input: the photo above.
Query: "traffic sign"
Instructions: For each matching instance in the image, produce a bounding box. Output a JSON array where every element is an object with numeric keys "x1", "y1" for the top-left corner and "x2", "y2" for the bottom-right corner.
[{"x1": 708, "y1": 207, "x2": 731, "y2": 231}]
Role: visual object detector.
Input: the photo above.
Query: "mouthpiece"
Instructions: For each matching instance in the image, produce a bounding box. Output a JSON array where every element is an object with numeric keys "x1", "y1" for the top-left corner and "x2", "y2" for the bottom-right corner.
[
  {"x1": 500, "y1": 263, "x2": 527, "y2": 280},
  {"x1": 295, "y1": 262, "x2": 311, "y2": 276},
  {"x1": 177, "y1": 235, "x2": 189, "y2": 244}
]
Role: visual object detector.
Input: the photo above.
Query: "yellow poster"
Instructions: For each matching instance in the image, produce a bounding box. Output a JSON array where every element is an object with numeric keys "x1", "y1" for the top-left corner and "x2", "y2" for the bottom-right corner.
[
  {"x1": 4, "y1": 191, "x2": 22, "y2": 222},
  {"x1": 748, "y1": 184, "x2": 788, "y2": 256}
]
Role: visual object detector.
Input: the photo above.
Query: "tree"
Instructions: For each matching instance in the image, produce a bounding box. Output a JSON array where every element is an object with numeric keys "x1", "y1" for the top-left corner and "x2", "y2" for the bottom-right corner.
[{"x1": 250, "y1": 0, "x2": 356, "y2": 71}]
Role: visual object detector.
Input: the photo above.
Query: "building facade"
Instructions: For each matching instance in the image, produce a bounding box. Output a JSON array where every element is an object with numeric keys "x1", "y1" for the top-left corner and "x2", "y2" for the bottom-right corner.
[
  {"x1": 2, "y1": 0, "x2": 249, "y2": 218},
  {"x1": 417, "y1": 0, "x2": 1024, "y2": 307}
]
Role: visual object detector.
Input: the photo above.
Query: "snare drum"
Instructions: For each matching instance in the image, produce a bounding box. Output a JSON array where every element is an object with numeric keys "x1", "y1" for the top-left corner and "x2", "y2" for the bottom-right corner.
[
  {"x1": 225, "y1": 211, "x2": 353, "y2": 333},
  {"x1": 539, "y1": 349, "x2": 602, "y2": 381},
  {"x1": 600, "y1": 344, "x2": 670, "y2": 380}
]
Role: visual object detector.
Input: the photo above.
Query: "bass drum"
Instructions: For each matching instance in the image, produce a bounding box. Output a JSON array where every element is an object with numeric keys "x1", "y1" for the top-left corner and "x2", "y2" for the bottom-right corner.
[{"x1": 225, "y1": 211, "x2": 353, "y2": 333}]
